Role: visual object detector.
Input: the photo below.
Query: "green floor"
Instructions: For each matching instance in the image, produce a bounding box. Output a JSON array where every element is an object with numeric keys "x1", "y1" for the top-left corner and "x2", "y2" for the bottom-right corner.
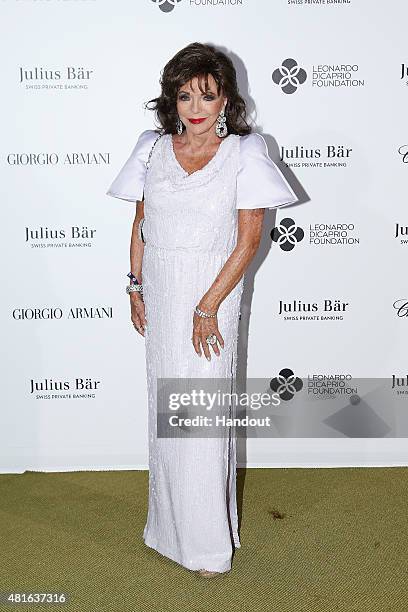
[{"x1": 0, "y1": 467, "x2": 407, "y2": 611}]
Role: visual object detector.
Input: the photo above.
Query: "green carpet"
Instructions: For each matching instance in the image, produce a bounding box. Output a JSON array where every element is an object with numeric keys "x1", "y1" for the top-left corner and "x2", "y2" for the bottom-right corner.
[{"x1": 0, "y1": 467, "x2": 407, "y2": 611}]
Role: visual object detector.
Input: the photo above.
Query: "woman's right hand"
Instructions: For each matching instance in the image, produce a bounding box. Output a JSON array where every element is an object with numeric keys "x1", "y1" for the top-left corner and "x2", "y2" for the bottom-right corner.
[{"x1": 130, "y1": 293, "x2": 147, "y2": 336}]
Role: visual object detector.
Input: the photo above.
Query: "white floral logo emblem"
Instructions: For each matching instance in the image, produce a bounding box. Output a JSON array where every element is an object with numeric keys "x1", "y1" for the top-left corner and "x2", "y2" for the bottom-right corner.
[{"x1": 272, "y1": 58, "x2": 307, "y2": 94}]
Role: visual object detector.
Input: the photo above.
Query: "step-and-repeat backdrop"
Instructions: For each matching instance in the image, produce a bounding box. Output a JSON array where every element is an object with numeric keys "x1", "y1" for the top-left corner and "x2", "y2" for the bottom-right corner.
[{"x1": 2, "y1": 0, "x2": 407, "y2": 472}]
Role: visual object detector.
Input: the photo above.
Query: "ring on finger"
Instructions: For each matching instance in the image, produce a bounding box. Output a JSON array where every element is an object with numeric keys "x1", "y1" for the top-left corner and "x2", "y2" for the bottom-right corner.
[{"x1": 206, "y1": 333, "x2": 217, "y2": 345}]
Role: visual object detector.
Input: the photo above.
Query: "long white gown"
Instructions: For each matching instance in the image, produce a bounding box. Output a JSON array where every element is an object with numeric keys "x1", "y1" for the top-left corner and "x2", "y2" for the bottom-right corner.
[{"x1": 107, "y1": 128, "x2": 298, "y2": 572}]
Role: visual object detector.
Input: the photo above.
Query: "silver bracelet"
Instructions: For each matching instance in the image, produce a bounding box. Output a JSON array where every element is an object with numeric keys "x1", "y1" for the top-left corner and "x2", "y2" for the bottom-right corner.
[
  {"x1": 194, "y1": 305, "x2": 217, "y2": 318},
  {"x1": 126, "y1": 284, "x2": 143, "y2": 295}
]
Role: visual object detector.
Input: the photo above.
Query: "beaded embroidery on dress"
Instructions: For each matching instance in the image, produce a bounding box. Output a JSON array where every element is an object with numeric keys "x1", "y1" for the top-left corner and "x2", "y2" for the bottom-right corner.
[
  {"x1": 141, "y1": 132, "x2": 242, "y2": 572},
  {"x1": 106, "y1": 128, "x2": 298, "y2": 573}
]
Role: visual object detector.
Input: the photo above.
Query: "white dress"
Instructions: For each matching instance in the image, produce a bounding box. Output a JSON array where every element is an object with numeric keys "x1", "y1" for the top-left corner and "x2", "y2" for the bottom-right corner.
[{"x1": 107, "y1": 129, "x2": 298, "y2": 572}]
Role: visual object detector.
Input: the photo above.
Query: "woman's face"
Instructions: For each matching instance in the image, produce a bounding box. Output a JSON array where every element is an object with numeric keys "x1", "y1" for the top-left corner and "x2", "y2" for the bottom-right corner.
[{"x1": 176, "y1": 74, "x2": 227, "y2": 136}]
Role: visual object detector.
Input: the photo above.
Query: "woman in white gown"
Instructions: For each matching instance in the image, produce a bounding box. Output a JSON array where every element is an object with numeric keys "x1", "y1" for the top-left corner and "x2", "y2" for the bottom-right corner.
[{"x1": 106, "y1": 43, "x2": 297, "y2": 577}]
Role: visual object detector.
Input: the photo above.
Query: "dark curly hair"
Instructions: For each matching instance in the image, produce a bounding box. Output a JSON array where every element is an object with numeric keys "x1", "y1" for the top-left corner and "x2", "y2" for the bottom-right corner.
[{"x1": 144, "y1": 42, "x2": 252, "y2": 136}]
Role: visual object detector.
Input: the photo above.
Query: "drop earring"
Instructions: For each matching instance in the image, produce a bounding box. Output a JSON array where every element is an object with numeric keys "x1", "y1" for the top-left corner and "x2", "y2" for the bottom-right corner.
[
  {"x1": 215, "y1": 107, "x2": 228, "y2": 138},
  {"x1": 176, "y1": 115, "x2": 183, "y2": 135}
]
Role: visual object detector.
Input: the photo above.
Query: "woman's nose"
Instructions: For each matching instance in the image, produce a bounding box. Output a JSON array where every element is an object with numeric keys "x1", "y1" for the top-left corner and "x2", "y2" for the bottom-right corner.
[{"x1": 190, "y1": 99, "x2": 201, "y2": 113}]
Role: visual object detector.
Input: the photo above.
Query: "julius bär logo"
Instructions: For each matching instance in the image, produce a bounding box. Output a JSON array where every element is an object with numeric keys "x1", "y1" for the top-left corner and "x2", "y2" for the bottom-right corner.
[
  {"x1": 270, "y1": 369, "x2": 303, "y2": 401},
  {"x1": 271, "y1": 218, "x2": 304, "y2": 251},
  {"x1": 395, "y1": 224, "x2": 408, "y2": 243},
  {"x1": 151, "y1": 0, "x2": 182, "y2": 12},
  {"x1": 272, "y1": 58, "x2": 307, "y2": 94}
]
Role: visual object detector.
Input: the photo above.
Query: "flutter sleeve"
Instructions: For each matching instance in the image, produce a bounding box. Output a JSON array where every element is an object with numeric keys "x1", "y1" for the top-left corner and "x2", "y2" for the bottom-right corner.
[
  {"x1": 236, "y1": 132, "x2": 298, "y2": 209},
  {"x1": 106, "y1": 129, "x2": 160, "y2": 203}
]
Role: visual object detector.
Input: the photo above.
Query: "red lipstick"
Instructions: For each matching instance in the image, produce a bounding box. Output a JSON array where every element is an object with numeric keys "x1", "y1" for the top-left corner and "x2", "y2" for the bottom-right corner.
[{"x1": 188, "y1": 118, "x2": 206, "y2": 124}]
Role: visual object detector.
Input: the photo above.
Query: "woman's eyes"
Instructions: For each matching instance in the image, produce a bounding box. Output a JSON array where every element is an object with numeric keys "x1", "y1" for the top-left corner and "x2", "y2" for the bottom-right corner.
[{"x1": 179, "y1": 95, "x2": 215, "y2": 101}]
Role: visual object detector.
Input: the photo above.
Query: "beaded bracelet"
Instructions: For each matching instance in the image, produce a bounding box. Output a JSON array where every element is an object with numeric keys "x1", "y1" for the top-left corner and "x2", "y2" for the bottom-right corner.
[
  {"x1": 126, "y1": 272, "x2": 143, "y2": 296},
  {"x1": 194, "y1": 305, "x2": 217, "y2": 318}
]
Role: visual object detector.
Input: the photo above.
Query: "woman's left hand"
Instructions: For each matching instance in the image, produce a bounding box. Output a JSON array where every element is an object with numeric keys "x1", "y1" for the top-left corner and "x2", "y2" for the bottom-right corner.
[{"x1": 192, "y1": 310, "x2": 224, "y2": 361}]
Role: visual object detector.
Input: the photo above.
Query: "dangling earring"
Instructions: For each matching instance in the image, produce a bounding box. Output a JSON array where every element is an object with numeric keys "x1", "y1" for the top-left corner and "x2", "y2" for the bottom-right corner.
[
  {"x1": 215, "y1": 107, "x2": 228, "y2": 138},
  {"x1": 176, "y1": 115, "x2": 183, "y2": 135}
]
